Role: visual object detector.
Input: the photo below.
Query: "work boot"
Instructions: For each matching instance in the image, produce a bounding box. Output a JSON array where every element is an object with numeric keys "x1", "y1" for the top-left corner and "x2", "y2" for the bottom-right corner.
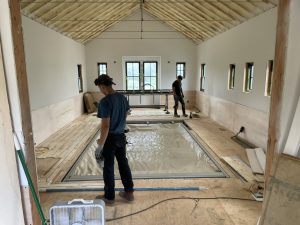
[
  {"x1": 174, "y1": 114, "x2": 180, "y2": 118},
  {"x1": 119, "y1": 191, "x2": 134, "y2": 202},
  {"x1": 95, "y1": 195, "x2": 115, "y2": 205},
  {"x1": 183, "y1": 114, "x2": 188, "y2": 117}
]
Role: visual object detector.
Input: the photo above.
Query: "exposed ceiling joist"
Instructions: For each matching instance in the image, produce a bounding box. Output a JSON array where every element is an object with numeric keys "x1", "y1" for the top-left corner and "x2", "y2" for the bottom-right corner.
[{"x1": 20, "y1": 0, "x2": 278, "y2": 44}]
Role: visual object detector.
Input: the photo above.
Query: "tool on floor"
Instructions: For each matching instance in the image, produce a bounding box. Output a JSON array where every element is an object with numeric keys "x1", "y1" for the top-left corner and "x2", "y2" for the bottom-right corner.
[
  {"x1": 232, "y1": 126, "x2": 245, "y2": 138},
  {"x1": 13, "y1": 134, "x2": 48, "y2": 225}
]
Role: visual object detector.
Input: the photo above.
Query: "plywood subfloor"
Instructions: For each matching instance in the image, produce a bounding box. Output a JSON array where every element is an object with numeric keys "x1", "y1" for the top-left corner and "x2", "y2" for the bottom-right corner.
[
  {"x1": 36, "y1": 109, "x2": 262, "y2": 225},
  {"x1": 41, "y1": 178, "x2": 261, "y2": 225}
]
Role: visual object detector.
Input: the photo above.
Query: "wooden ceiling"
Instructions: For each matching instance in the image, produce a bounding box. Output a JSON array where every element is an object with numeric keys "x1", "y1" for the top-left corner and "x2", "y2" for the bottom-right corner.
[{"x1": 21, "y1": 0, "x2": 278, "y2": 44}]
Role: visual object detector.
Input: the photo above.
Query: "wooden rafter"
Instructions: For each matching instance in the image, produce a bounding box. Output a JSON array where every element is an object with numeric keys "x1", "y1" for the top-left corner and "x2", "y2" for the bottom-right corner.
[{"x1": 20, "y1": 0, "x2": 278, "y2": 44}]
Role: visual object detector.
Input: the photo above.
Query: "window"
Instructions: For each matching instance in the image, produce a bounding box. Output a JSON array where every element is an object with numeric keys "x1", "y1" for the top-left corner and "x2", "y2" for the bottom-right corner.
[
  {"x1": 143, "y1": 61, "x2": 157, "y2": 90},
  {"x1": 77, "y1": 64, "x2": 83, "y2": 93},
  {"x1": 125, "y1": 61, "x2": 158, "y2": 90},
  {"x1": 228, "y1": 64, "x2": 236, "y2": 90},
  {"x1": 126, "y1": 62, "x2": 140, "y2": 90},
  {"x1": 244, "y1": 62, "x2": 254, "y2": 92},
  {"x1": 265, "y1": 60, "x2": 274, "y2": 96},
  {"x1": 176, "y1": 62, "x2": 186, "y2": 78},
  {"x1": 97, "y1": 62, "x2": 107, "y2": 76},
  {"x1": 200, "y1": 63, "x2": 206, "y2": 92}
]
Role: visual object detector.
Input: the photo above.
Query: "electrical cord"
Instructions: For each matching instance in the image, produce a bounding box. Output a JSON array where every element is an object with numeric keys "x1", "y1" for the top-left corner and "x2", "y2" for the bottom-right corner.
[
  {"x1": 44, "y1": 196, "x2": 257, "y2": 224},
  {"x1": 106, "y1": 196, "x2": 257, "y2": 222}
]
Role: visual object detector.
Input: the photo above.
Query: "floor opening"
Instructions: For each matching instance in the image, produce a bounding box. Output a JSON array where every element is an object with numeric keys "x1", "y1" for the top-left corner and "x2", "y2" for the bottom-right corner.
[{"x1": 64, "y1": 121, "x2": 226, "y2": 182}]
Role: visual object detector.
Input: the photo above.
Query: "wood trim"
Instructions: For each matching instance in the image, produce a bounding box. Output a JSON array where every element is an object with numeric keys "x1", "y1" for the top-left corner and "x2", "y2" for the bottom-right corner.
[{"x1": 9, "y1": 0, "x2": 41, "y2": 225}]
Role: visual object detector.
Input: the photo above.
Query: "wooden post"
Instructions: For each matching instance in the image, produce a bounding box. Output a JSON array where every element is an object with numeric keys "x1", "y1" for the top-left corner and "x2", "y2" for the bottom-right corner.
[
  {"x1": 264, "y1": 0, "x2": 290, "y2": 188},
  {"x1": 260, "y1": 0, "x2": 291, "y2": 223},
  {"x1": 8, "y1": 0, "x2": 41, "y2": 225}
]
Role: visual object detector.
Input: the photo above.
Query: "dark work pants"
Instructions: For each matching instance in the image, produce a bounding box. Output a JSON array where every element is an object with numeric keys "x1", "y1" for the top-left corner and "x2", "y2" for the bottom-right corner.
[
  {"x1": 102, "y1": 133, "x2": 134, "y2": 200},
  {"x1": 173, "y1": 95, "x2": 186, "y2": 115}
]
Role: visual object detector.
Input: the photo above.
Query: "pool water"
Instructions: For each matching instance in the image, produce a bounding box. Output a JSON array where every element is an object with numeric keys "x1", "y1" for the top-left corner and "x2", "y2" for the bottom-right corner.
[{"x1": 64, "y1": 122, "x2": 225, "y2": 181}]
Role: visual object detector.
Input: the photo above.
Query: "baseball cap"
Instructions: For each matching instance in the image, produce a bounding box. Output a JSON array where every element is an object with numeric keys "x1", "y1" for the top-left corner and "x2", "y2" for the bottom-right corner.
[{"x1": 94, "y1": 74, "x2": 116, "y2": 86}]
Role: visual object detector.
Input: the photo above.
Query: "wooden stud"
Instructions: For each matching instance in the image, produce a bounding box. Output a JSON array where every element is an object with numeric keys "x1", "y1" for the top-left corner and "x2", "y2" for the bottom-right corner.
[
  {"x1": 260, "y1": 0, "x2": 291, "y2": 223},
  {"x1": 9, "y1": 0, "x2": 41, "y2": 224},
  {"x1": 264, "y1": 0, "x2": 290, "y2": 187}
]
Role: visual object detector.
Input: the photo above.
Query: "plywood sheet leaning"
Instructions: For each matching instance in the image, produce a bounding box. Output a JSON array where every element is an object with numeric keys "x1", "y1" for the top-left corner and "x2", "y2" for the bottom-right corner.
[
  {"x1": 222, "y1": 156, "x2": 264, "y2": 183},
  {"x1": 246, "y1": 148, "x2": 264, "y2": 174},
  {"x1": 260, "y1": 154, "x2": 300, "y2": 225},
  {"x1": 83, "y1": 92, "x2": 96, "y2": 114}
]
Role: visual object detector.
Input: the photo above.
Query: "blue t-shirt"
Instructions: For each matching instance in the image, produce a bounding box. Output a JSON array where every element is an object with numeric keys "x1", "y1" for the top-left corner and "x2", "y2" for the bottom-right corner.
[{"x1": 97, "y1": 92, "x2": 129, "y2": 134}]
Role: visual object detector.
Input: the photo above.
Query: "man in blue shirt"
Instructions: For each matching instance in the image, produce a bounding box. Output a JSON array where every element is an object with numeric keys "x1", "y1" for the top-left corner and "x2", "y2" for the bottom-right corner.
[{"x1": 94, "y1": 74, "x2": 134, "y2": 204}]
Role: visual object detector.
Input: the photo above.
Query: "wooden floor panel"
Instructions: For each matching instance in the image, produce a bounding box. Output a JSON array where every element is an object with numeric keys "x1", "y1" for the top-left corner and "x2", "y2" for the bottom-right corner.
[{"x1": 35, "y1": 115, "x2": 100, "y2": 185}]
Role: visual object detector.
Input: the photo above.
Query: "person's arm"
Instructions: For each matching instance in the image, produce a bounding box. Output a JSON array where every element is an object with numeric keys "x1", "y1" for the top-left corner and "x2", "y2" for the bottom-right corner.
[
  {"x1": 172, "y1": 86, "x2": 176, "y2": 95},
  {"x1": 172, "y1": 82, "x2": 176, "y2": 95},
  {"x1": 95, "y1": 99, "x2": 110, "y2": 160},
  {"x1": 97, "y1": 118, "x2": 110, "y2": 145}
]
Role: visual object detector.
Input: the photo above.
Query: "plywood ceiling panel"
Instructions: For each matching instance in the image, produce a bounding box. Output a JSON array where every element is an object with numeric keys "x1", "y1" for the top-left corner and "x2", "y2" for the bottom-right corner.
[{"x1": 20, "y1": 0, "x2": 278, "y2": 44}]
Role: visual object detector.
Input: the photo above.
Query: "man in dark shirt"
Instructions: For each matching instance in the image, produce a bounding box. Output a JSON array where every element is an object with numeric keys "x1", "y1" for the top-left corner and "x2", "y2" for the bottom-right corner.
[
  {"x1": 172, "y1": 75, "x2": 188, "y2": 117},
  {"x1": 94, "y1": 74, "x2": 134, "y2": 204}
]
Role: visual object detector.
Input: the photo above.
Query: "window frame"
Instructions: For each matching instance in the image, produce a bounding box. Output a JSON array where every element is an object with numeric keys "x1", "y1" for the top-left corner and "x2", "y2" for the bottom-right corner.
[
  {"x1": 176, "y1": 62, "x2": 186, "y2": 78},
  {"x1": 228, "y1": 64, "x2": 236, "y2": 90},
  {"x1": 244, "y1": 62, "x2": 254, "y2": 92},
  {"x1": 200, "y1": 63, "x2": 206, "y2": 92},
  {"x1": 143, "y1": 61, "x2": 158, "y2": 90},
  {"x1": 125, "y1": 61, "x2": 141, "y2": 91},
  {"x1": 77, "y1": 64, "x2": 83, "y2": 93},
  {"x1": 265, "y1": 60, "x2": 274, "y2": 97},
  {"x1": 97, "y1": 62, "x2": 107, "y2": 76}
]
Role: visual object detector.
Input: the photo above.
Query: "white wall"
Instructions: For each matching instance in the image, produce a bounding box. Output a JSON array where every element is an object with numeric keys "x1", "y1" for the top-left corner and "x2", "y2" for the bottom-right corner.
[
  {"x1": 22, "y1": 16, "x2": 87, "y2": 111},
  {"x1": 22, "y1": 16, "x2": 88, "y2": 143},
  {"x1": 86, "y1": 10, "x2": 197, "y2": 93},
  {"x1": 195, "y1": 8, "x2": 278, "y2": 149},
  {"x1": 0, "y1": 1, "x2": 26, "y2": 224},
  {"x1": 196, "y1": 8, "x2": 277, "y2": 113}
]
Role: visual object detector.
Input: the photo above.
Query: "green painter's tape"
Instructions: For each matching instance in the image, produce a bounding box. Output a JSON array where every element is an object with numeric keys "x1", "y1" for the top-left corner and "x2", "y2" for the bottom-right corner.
[{"x1": 17, "y1": 150, "x2": 47, "y2": 225}]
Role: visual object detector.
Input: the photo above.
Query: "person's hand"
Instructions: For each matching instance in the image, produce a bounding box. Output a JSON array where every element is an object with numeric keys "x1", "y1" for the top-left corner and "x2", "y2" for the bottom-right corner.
[{"x1": 95, "y1": 144, "x2": 104, "y2": 160}]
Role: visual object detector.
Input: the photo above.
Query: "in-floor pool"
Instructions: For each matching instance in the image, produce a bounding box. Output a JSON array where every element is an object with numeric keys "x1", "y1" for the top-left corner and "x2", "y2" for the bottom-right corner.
[{"x1": 64, "y1": 121, "x2": 226, "y2": 181}]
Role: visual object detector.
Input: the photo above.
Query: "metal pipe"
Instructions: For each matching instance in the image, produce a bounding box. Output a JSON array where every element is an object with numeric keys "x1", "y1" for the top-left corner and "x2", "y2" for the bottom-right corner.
[{"x1": 41, "y1": 186, "x2": 207, "y2": 193}]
